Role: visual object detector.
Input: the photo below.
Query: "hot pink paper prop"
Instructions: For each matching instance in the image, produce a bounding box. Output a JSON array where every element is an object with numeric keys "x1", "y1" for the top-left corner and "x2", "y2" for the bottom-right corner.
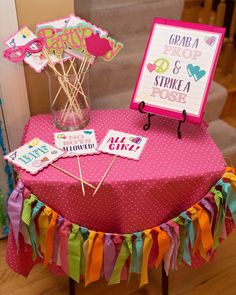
[
  {"x1": 85, "y1": 33, "x2": 112, "y2": 57},
  {"x1": 3, "y1": 38, "x2": 43, "y2": 63}
]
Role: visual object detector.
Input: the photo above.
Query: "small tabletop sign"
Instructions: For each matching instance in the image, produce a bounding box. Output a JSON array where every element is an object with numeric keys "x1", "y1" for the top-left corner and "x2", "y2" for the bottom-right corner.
[
  {"x1": 98, "y1": 130, "x2": 147, "y2": 160},
  {"x1": 130, "y1": 18, "x2": 225, "y2": 124},
  {"x1": 4, "y1": 138, "x2": 64, "y2": 174},
  {"x1": 54, "y1": 130, "x2": 98, "y2": 156}
]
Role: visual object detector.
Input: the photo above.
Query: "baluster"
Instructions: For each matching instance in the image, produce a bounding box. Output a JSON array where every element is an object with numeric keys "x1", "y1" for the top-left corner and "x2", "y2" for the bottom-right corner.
[
  {"x1": 231, "y1": 2, "x2": 236, "y2": 84},
  {"x1": 215, "y1": 0, "x2": 226, "y2": 26},
  {"x1": 199, "y1": 0, "x2": 213, "y2": 24},
  {"x1": 221, "y1": 1, "x2": 236, "y2": 76},
  {"x1": 232, "y1": 60, "x2": 236, "y2": 84}
]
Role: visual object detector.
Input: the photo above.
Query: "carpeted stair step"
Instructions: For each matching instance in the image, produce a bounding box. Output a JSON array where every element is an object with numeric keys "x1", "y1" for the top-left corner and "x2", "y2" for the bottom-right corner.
[
  {"x1": 208, "y1": 119, "x2": 236, "y2": 165},
  {"x1": 204, "y1": 81, "x2": 227, "y2": 122}
]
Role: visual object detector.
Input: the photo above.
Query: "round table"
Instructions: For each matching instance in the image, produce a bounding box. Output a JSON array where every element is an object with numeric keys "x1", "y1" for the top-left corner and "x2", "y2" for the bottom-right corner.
[
  {"x1": 7, "y1": 109, "x2": 234, "y2": 295},
  {"x1": 18, "y1": 109, "x2": 224, "y2": 233}
]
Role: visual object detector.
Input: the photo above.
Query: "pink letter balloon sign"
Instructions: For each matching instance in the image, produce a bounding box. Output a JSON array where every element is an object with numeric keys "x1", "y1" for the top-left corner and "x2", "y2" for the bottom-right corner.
[
  {"x1": 54, "y1": 130, "x2": 98, "y2": 156},
  {"x1": 130, "y1": 18, "x2": 225, "y2": 124},
  {"x1": 98, "y1": 130, "x2": 147, "y2": 160},
  {"x1": 4, "y1": 138, "x2": 64, "y2": 174}
]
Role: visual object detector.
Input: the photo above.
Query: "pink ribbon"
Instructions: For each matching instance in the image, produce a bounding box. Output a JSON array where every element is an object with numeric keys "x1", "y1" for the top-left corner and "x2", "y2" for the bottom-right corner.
[
  {"x1": 59, "y1": 219, "x2": 71, "y2": 274},
  {"x1": 161, "y1": 223, "x2": 174, "y2": 275},
  {"x1": 103, "y1": 234, "x2": 116, "y2": 281},
  {"x1": 8, "y1": 181, "x2": 24, "y2": 248},
  {"x1": 167, "y1": 220, "x2": 180, "y2": 271}
]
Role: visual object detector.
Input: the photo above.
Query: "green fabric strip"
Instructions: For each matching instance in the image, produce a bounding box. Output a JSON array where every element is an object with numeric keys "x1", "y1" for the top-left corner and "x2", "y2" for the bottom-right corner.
[
  {"x1": 211, "y1": 187, "x2": 224, "y2": 249},
  {"x1": 109, "y1": 234, "x2": 132, "y2": 285},
  {"x1": 68, "y1": 224, "x2": 83, "y2": 282},
  {"x1": 21, "y1": 194, "x2": 37, "y2": 226}
]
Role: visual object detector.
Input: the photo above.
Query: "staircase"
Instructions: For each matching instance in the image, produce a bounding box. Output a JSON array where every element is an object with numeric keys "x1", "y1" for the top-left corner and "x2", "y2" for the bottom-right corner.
[
  {"x1": 75, "y1": 0, "x2": 184, "y2": 106},
  {"x1": 75, "y1": 0, "x2": 236, "y2": 166}
]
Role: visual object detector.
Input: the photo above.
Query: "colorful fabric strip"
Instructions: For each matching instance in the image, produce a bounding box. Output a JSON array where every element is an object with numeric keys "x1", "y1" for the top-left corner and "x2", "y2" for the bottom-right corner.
[
  {"x1": 8, "y1": 181, "x2": 24, "y2": 247},
  {"x1": 7, "y1": 167, "x2": 236, "y2": 288},
  {"x1": 103, "y1": 234, "x2": 116, "y2": 281}
]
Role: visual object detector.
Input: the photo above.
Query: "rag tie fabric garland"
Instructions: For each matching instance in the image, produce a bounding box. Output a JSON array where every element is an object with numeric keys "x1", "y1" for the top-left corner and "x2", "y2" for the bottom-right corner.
[{"x1": 7, "y1": 167, "x2": 236, "y2": 287}]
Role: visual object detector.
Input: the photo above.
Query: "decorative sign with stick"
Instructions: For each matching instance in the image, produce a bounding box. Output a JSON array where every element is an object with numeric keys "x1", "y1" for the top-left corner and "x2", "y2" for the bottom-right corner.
[
  {"x1": 54, "y1": 130, "x2": 98, "y2": 196},
  {"x1": 98, "y1": 130, "x2": 147, "y2": 160},
  {"x1": 4, "y1": 138, "x2": 64, "y2": 174},
  {"x1": 94, "y1": 130, "x2": 147, "y2": 195},
  {"x1": 54, "y1": 130, "x2": 98, "y2": 156},
  {"x1": 130, "y1": 18, "x2": 225, "y2": 124},
  {"x1": 2, "y1": 15, "x2": 124, "y2": 131},
  {"x1": 4, "y1": 138, "x2": 95, "y2": 190}
]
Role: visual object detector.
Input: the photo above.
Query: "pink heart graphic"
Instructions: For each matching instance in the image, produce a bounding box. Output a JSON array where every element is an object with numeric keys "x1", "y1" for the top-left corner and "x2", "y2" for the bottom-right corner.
[
  {"x1": 204, "y1": 36, "x2": 216, "y2": 46},
  {"x1": 147, "y1": 63, "x2": 156, "y2": 73}
]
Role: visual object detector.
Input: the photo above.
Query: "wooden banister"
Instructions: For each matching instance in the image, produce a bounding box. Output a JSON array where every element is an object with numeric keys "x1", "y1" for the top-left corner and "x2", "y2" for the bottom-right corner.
[
  {"x1": 215, "y1": 0, "x2": 226, "y2": 26},
  {"x1": 199, "y1": 0, "x2": 213, "y2": 24}
]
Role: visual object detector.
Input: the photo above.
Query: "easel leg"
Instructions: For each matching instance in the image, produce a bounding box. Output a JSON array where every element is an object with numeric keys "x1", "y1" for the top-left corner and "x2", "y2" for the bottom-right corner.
[
  {"x1": 69, "y1": 277, "x2": 76, "y2": 295},
  {"x1": 162, "y1": 261, "x2": 169, "y2": 295}
]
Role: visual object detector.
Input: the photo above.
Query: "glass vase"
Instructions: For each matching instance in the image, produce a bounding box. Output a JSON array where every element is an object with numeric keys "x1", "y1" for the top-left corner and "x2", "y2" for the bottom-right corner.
[{"x1": 47, "y1": 69, "x2": 90, "y2": 130}]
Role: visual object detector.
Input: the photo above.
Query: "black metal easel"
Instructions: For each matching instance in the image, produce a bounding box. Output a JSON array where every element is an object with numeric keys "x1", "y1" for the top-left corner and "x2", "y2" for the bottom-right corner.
[{"x1": 138, "y1": 101, "x2": 187, "y2": 139}]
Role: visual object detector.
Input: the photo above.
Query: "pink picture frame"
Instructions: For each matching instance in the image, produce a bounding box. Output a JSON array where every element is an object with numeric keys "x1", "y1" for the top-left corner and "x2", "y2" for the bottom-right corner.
[{"x1": 130, "y1": 18, "x2": 225, "y2": 124}]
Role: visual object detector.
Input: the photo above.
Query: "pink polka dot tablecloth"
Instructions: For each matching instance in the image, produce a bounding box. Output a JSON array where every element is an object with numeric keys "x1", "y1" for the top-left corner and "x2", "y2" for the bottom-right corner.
[{"x1": 18, "y1": 109, "x2": 225, "y2": 233}]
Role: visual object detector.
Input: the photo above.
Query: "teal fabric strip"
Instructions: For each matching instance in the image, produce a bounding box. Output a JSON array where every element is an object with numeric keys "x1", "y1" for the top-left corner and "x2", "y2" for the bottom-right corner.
[
  {"x1": 28, "y1": 200, "x2": 44, "y2": 260},
  {"x1": 131, "y1": 232, "x2": 143, "y2": 274},
  {"x1": 217, "y1": 179, "x2": 236, "y2": 224}
]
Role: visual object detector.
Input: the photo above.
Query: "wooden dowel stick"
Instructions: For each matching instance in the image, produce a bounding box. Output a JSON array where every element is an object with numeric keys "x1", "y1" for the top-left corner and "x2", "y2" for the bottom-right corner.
[
  {"x1": 77, "y1": 156, "x2": 85, "y2": 196},
  {"x1": 50, "y1": 163, "x2": 95, "y2": 190},
  {"x1": 51, "y1": 58, "x2": 76, "y2": 107},
  {"x1": 62, "y1": 58, "x2": 91, "y2": 118},
  {"x1": 93, "y1": 156, "x2": 117, "y2": 196}
]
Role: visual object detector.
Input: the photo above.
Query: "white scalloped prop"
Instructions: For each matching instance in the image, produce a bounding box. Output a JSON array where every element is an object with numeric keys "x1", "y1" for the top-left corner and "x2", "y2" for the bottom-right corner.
[
  {"x1": 54, "y1": 130, "x2": 98, "y2": 157},
  {"x1": 4, "y1": 138, "x2": 64, "y2": 174},
  {"x1": 98, "y1": 130, "x2": 147, "y2": 160}
]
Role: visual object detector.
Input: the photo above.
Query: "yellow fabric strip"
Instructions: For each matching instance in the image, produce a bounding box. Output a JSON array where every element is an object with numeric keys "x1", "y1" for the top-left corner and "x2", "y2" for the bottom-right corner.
[
  {"x1": 85, "y1": 230, "x2": 96, "y2": 286},
  {"x1": 38, "y1": 206, "x2": 52, "y2": 256}
]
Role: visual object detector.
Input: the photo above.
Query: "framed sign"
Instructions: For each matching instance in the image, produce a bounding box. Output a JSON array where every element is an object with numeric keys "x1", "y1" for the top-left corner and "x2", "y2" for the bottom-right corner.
[{"x1": 130, "y1": 18, "x2": 225, "y2": 124}]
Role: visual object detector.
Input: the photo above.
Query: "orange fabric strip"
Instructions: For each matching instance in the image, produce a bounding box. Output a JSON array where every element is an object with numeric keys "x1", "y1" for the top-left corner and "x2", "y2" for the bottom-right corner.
[
  {"x1": 44, "y1": 210, "x2": 58, "y2": 266},
  {"x1": 194, "y1": 204, "x2": 213, "y2": 253},
  {"x1": 193, "y1": 223, "x2": 201, "y2": 254},
  {"x1": 154, "y1": 226, "x2": 170, "y2": 268},
  {"x1": 38, "y1": 206, "x2": 52, "y2": 256},
  {"x1": 85, "y1": 232, "x2": 104, "y2": 285}
]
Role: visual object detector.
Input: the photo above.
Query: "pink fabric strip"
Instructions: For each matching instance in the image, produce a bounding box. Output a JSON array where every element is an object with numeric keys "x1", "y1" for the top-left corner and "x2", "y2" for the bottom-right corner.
[{"x1": 59, "y1": 220, "x2": 71, "y2": 274}]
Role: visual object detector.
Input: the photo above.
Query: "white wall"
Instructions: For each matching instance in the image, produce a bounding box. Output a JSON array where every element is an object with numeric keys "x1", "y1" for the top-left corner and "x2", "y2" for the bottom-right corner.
[{"x1": 0, "y1": 0, "x2": 30, "y2": 150}]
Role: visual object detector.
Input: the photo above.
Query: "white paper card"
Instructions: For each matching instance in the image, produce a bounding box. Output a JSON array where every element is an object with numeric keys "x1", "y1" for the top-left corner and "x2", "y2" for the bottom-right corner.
[
  {"x1": 36, "y1": 17, "x2": 71, "y2": 63},
  {"x1": 4, "y1": 138, "x2": 64, "y2": 174},
  {"x1": 64, "y1": 15, "x2": 108, "y2": 63},
  {"x1": 5, "y1": 27, "x2": 48, "y2": 73},
  {"x1": 54, "y1": 130, "x2": 98, "y2": 156},
  {"x1": 98, "y1": 130, "x2": 147, "y2": 160}
]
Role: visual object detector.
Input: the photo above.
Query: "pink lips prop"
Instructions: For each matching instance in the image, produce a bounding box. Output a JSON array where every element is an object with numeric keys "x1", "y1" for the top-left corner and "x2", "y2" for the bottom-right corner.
[{"x1": 85, "y1": 33, "x2": 112, "y2": 57}]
